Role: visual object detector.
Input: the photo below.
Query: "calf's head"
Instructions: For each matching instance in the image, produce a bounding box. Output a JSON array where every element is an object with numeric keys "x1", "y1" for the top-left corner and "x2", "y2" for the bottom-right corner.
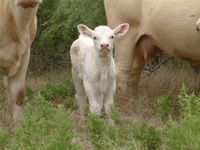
[
  {"x1": 15, "y1": 0, "x2": 42, "y2": 8},
  {"x1": 78, "y1": 23, "x2": 129, "y2": 56}
]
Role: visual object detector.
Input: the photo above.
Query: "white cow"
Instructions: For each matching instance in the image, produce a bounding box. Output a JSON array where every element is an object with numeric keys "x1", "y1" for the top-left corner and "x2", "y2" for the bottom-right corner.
[
  {"x1": 0, "y1": 0, "x2": 42, "y2": 126},
  {"x1": 70, "y1": 23, "x2": 129, "y2": 121},
  {"x1": 104, "y1": 0, "x2": 200, "y2": 100},
  {"x1": 196, "y1": 18, "x2": 200, "y2": 31}
]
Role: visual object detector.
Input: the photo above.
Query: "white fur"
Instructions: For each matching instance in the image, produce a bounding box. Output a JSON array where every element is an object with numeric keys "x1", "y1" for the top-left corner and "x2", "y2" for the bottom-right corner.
[{"x1": 70, "y1": 24, "x2": 129, "y2": 119}]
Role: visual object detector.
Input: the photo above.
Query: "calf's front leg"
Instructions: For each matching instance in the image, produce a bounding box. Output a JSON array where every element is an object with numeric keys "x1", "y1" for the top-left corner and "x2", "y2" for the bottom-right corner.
[
  {"x1": 84, "y1": 80, "x2": 103, "y2": 116},
  {"x1": 104, "y1": 84, "x2": 115, "y2": 123}
]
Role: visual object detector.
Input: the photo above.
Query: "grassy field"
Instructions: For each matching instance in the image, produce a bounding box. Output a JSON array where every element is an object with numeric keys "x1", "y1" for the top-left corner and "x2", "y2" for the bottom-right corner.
[{"x1": 1, "y1": 59, "x2": 200, "y2": 150}]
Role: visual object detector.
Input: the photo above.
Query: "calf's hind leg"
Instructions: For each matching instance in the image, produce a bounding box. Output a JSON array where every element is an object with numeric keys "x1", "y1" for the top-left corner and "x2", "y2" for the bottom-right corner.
[{"x1": 72, "y1": 69, "x2": 87, "y2": 122}]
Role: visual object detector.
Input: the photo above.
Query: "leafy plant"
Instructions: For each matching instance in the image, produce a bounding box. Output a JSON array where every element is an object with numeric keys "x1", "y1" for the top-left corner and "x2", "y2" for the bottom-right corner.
[
  {"x1": 9, "y1": 94, "x2": 80, "y2": 150},
  {"x1": 178, "y1": 85, "x2": 200, "y2": 118},
  {"x1": 163, "y1": 116, "x2": 200, "y2": 150},
  {"x1": 156, "y1": 93, "x2": 179, "y2": 120}
]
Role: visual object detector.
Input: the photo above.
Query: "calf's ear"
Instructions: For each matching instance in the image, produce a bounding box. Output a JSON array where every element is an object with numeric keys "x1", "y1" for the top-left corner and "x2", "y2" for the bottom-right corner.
[
  {"x1": 113, "y1": 23, "x2": 129, "y2": 38},
  {"x1": 77, "y1": 24, "x2": 93, "y2": 37}
]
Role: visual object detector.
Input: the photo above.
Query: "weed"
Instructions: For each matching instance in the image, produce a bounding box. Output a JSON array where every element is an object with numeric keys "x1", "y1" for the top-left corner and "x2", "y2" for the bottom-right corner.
[{"x1": 156, "y1": 93, "x2": 179, "y2": 120}]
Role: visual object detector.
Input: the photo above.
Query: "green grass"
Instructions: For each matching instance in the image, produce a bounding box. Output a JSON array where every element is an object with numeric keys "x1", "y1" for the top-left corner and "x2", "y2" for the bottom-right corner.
[
  {"x1": 1, "y1": 73, "x2": 200, "y2": 149},
  {"x1": 86, "y1": 108, "x2": 161, "y2": 150},
  {"x1": 11, "y1": 95, "x2": 80, "y2": 150},
  {"x1": 163, "y1": 115, "x2": 200, "y2": 150},
  {"x1": 2, "y1": 93, "x2": 81, "y2": 150},
  {"x1": 156, "y1": 93, "x2": 179, "y2": 121}
]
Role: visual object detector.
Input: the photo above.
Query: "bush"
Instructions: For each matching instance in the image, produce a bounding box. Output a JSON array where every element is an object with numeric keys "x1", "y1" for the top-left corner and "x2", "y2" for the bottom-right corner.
[{"x1": 31, "y1": 0, "x2": 106, "y2": 71}]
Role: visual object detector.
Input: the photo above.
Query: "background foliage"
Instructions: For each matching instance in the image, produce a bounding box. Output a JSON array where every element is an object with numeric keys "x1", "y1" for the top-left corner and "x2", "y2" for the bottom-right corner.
[{"x1": 30, "y1": 0, "x2": 106, "y2": 72}]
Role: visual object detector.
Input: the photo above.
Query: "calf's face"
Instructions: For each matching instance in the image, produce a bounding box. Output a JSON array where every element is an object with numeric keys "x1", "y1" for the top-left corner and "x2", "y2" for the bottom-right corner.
[
  {"x1": 15, "y1": 0, "x2": 42, "y2": 8},
  {"x1": 78, "y1": 23, "x2": 129, "y2": 56}
]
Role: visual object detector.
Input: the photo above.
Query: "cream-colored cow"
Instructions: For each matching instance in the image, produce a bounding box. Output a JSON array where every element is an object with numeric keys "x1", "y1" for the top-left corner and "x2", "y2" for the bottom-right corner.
[
  {"x1": 197, "y1": 18, "x2": 200, "y2": 31},
  {"x1": 0, "y1": 0, "x2": 42, "y2": 126},
  {"x1": 104, "y1": 0, "x2": 200, "y2": 100}
]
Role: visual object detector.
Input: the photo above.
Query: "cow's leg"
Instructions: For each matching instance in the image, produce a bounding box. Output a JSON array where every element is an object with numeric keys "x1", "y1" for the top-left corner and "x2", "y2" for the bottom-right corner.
[
  {"x1": 4, "y1": 49, "x2": 30, "y2": 126},
  {"x1": 72, "y1": 69, "x2": 87, "y2": 122},
  {"x1": 196, "y1": 18, "x2": 200, "y2": 32},
  {"x1": 129, "y1": 46, "x2": 145, "y2": 97},
  {"x1": 84, "y1": 81, "x2": 102, "y2": 116},
  {"x1": 3, "y1": 76, "x2": 8, "y2": 88},
  {"x1": 114, "y1": 27, "x2": 138, "y2": 99}
]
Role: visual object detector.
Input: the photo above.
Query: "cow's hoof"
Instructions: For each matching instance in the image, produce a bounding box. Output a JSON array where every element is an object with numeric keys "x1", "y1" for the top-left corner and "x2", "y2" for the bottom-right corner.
[{"x1": 13, "y1": 104, "x2": 23, "y2": 125}]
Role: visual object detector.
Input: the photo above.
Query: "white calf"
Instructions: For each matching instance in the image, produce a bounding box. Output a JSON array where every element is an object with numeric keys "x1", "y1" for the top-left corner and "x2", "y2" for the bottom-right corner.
[{"x1": 70, "y1": 23, "x2": 129, "y2": 120}]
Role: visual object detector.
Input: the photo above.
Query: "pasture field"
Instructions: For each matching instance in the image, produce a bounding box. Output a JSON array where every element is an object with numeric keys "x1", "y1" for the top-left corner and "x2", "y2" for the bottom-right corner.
[
  {"x1": 1, "y1": 60, "x2": 200, "y2": 150},
  {"x1": 1, "y1": 0, "x2": 200, "y2": 149}
]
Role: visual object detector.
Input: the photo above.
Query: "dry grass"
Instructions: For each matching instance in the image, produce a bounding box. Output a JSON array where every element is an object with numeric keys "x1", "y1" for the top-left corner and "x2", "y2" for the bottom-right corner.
[
  {"x1": 1, "y1": 60, "x2": 199, "y2": 127},
  {"x1": 26, "y1": 70, "x2": 68, "y2": 90},
  {"x1": 129, "y1": 59, "x2": 200, "y2": 125},
  {"x1": 19, "y1": 60, "x2": 200, "y2": 126}
]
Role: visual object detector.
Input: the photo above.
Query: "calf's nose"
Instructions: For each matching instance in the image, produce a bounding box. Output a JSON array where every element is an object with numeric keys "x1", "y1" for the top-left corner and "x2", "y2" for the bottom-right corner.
[{"x1": 100, "y1": 43, "x2": 109, "y2": 49}]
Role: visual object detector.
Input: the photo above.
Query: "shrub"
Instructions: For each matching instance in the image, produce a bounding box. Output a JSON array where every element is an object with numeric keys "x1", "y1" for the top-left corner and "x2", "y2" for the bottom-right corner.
[{"x1": 178, "y1": 85, "x2": 200, "y2": 118}]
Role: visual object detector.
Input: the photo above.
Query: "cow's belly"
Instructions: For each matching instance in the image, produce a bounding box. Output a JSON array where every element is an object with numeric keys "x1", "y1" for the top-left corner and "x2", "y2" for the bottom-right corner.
[{"x1": 142, "y1": 0, "x2": 200, "y2": 59}]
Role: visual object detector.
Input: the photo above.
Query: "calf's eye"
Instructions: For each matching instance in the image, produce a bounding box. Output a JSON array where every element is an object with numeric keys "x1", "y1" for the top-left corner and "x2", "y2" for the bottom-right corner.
[
  {"x1": 111, "y1": 36, "x2": 114, "y2": 39},
  {"x1": 94, "y1": 36, "x2": 97, "y2": 40}
]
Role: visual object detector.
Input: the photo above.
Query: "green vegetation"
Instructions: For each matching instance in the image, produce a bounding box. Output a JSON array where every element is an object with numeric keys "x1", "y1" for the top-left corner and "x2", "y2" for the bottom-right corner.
[
  {"x1": 0, "y1": 73, "x2": 80, "y2": 150},
  {"x1": 86, "y1": 108, "x2": 161, "y2": 150},
  {"x1": 1, "y1": 0, "x2": 200, "y2": 149},
  {"x1": 31, "y1": 0, "x2": 106, "y2": 72},
  {"x1": 0, "y1": 72, "x2": 200, "y2": 149},
  {"x1": 156, "y1": 93, "x2": 179, "y2": 121},
  {"x1": 162, "y1": 86, "x2": 200, "y2": 150}
]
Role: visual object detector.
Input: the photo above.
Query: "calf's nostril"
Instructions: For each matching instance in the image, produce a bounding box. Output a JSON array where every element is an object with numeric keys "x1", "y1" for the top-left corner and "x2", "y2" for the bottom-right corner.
[{"x1": 101, "y1": 43, "x2": 109, "y2": 48}]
